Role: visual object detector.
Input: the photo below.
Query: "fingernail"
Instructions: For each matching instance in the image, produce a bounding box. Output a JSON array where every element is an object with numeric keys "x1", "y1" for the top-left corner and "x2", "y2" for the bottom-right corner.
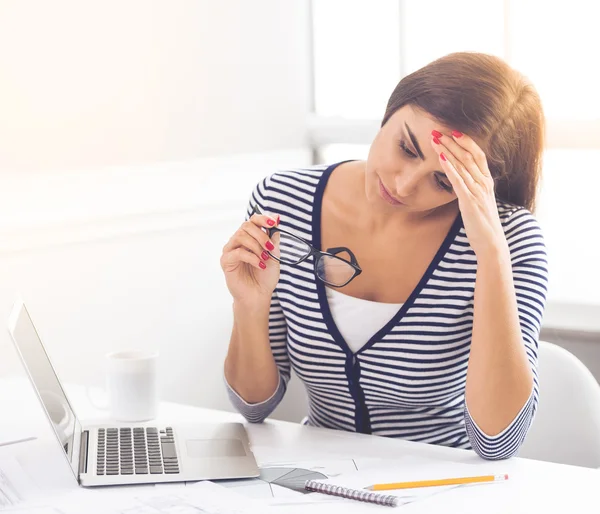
[
  {"x1": 266, "y1": 219, "x2": 275, "y2": 226},
  {"x1": 432, "y1": 137, "x2": 441, "y2": 145},
  {"x1": 440, "y1": 152, "x2": 447, "y2": 162},
  {"x1": 276, "y1": 214, "x2": 280, "y2": 225},
  {"x1": 266, "y1": 241, "x2": 275, "y2": 251},
  {"x1": 452, "y1": 130, "x2": 463, "y2": 138},
  {"x1": 259, "y1": 261, "x2": 266, "y2": 270},
  {"x1": 431, "y1": 130, "x2": 443, "y2": 138},
  {"x1": 261, "y1": 251, "x2": 269, "y2": 260}
]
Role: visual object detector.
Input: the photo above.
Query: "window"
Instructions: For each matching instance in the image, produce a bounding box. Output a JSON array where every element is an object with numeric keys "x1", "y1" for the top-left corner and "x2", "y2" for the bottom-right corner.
[
  {"x1": 401, "y1": 1, "x2": 505, "y2": 75},
  {"x1": 310, "y1": 0, "x2": 600, "y2": 150},
  {"x1": 509, "y1": 1, "x2": 600, "y2": 122},
  {"x1": 312, "y1": 0, "x2": 400, "y2": 119}
]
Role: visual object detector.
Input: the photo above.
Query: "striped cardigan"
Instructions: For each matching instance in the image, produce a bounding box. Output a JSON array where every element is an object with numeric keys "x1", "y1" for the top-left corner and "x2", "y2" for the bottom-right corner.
[{"x1": 226, "y1": 162, "x2": 549, "y2": 460}]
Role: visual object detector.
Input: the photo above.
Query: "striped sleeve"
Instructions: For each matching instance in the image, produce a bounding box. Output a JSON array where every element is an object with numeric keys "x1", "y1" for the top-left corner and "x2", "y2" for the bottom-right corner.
[
  {"x1": 464, "y1": 207, "x2": 549, "y2": 459},
  {"x1": 224, "y1": 175, "x2": 291, "y2": 423}
]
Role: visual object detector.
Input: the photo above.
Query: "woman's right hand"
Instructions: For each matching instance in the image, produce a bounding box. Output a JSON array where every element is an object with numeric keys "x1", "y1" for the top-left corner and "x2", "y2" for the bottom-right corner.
[{"x1": 220, "y1": 211, "x2": 281, "y2": 304}]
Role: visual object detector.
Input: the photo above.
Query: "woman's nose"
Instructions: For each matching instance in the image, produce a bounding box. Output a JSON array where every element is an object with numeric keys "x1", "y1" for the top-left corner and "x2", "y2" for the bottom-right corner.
[{"x1": 394, "y1": 171, "x2": 419, "y2": 198}]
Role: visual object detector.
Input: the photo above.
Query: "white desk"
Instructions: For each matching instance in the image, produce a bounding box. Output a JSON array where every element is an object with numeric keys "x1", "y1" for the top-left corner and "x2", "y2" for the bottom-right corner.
[{"x1": 1, "y1": 380, "x2": 599, "y2": 513}]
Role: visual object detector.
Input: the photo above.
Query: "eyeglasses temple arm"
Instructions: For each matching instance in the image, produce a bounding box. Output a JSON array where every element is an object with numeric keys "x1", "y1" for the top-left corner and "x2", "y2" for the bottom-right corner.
[{"x1": 325, "y1": 246, "x2": 360, "y2": 267}]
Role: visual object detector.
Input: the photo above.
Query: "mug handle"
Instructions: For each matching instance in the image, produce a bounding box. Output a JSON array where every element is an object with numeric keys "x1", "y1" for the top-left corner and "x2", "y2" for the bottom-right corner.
[{"x1": 85, "y1": 385, "x2": 109, "y2": 411}]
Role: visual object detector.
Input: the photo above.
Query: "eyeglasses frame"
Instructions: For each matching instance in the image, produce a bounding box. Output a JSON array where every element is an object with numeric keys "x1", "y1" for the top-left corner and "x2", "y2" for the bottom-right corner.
[{"x1": 251, "y1": 204, "x2": 362, "y2": 288}]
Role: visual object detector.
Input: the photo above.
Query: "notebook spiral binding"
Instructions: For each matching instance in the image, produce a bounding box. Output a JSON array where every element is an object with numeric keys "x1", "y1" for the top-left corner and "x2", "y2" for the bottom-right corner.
[{"x1": 305, "y1": 479, "x2": 399, "y2": 507}]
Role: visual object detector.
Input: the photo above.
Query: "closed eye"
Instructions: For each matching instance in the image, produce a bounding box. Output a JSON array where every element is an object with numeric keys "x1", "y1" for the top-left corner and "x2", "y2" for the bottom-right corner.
[
  {"x1": 435, "y1": 173, "x2": 453, "y2": 193},
  {"x1": 399, "y1": 139, "x2": 417, "y2": 159}
]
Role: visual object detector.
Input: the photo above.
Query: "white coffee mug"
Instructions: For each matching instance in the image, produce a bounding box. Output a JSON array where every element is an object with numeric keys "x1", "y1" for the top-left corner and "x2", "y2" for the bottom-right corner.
[{"x1": 105, "y1": 350, "x2": 159, "y2": 422}]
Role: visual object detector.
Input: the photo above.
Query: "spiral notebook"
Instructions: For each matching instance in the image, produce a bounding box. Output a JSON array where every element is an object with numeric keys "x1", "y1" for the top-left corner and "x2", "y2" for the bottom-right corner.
[{"x1": 305, "y1": 479, "x2": 399, "y2": 507}]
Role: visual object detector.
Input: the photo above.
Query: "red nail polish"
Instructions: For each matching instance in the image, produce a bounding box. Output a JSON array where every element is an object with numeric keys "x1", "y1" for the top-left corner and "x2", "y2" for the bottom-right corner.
[
  {"x1": 261, "y1": 251, "x2": 269, "y2": 260},
  {"x1": 259, "y1": 261, "x2": 266, "y2": 269},
  {"x1": 266, "y1": 219, "x2": 275, "y2": 226},
  {"x1": 276, "y1": 215, "x2": 280, "y2": 225},
  {"x1": 433, "y1": 137, "x2": 441, "y2": 145},
  {"x1": 266, "y1": 241, "x2": 274, "y2": 251},
  {"x1": 440, "y1": 152, "x2": 447, "y2": 161},
  {"x1": 431, "y1": 130, "x2": 443, "y2": 138},
  {"x1": 452, "y1": 130, "x2": 463, "y2": 138}
]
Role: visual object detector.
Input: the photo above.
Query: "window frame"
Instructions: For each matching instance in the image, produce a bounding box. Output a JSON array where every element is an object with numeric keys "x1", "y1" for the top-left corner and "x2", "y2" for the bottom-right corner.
[{"x1": 307, "y1": 0, "x2": 600, "y2": 154}]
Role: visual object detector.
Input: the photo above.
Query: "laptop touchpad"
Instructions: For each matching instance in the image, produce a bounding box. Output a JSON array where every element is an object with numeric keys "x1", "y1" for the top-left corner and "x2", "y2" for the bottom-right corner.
[{"x1": 186, "y1": 438, "x2": 246, "y2": 458}]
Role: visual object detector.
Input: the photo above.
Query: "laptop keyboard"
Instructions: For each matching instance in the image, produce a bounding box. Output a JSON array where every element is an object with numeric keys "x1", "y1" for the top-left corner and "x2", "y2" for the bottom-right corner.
[{"x1": 96, "y1": 426, "x2": 180, "y2": 476}]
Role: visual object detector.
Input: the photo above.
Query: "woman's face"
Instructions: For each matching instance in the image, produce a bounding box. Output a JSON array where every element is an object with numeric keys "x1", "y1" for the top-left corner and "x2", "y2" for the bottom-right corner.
[{"x1": 365, "y1": 104, "x2": 459, "y2": 218}]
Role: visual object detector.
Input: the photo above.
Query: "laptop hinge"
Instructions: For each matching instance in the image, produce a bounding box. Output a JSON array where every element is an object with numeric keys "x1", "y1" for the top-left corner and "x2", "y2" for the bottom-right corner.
[{"x1": 79, "y1": 430, "x2": 89, "y2": 475}]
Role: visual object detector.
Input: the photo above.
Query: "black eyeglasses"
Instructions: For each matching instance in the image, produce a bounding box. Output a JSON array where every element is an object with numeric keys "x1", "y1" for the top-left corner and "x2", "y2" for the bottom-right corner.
[{"x1": 252, "y1": 205, "x2": 362, "y2": 288}]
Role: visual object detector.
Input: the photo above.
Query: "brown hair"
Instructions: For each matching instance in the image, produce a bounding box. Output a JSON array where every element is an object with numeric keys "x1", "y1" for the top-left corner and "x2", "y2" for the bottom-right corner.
[{"x1": 382, "y1": 52, "x2": 545, "y2": 213}]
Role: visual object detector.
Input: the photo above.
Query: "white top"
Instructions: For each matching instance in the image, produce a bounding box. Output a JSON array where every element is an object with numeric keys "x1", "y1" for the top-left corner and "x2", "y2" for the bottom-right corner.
[{"x1": 325, "y1": 286, "x2": 403, "y2": 353}]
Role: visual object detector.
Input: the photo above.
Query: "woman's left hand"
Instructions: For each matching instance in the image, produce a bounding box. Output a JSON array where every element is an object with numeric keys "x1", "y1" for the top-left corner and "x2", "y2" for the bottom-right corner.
[{"x1": 430, "y1": 130, "x2": 508, "y2": 258}]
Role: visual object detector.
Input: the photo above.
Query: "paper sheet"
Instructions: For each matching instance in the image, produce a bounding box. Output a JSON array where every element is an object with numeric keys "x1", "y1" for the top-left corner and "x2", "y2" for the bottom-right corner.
[
  {"x1": 3, "y1": 481, "x2": 265, "y2": 514},
  {"x1": 0, "y1": 423, "x2": 37, "y2": 449},
  {"x1": 212, "y1": 454, "x2": 496, "y2": 509},
  {"x1": 208, "y1": 458, "x2": 363, "y2": 505},
  {"x1": 0, "y1": 437, "x2": 37, "y2": 449},
  {"x1": 211, "y1": 456, "x2": 449, "y2": 507},
  {"x1": 0, "y1": 456, "x2": 40, "y2": 508},
  {"x1": 0, "y1": 508, "x2": 64, "y2": 514}
]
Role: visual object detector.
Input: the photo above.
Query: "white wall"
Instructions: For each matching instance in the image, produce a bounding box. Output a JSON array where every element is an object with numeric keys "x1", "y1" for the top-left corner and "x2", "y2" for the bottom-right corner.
[
  {"x1": 0, "y1": 0, "x2": 311, "y2": 172},
  {"x1": 0, "y1": 151, "x2": 311, "y2": 423},
  {"x1": 0, "y1": 0, "x2": 312, "y2": 422}
]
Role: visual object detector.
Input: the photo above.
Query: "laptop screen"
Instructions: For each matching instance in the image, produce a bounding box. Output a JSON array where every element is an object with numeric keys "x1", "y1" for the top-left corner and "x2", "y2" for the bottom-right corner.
[{"x1": 8, "y1": 300, "x2": 82, "y2": 478}]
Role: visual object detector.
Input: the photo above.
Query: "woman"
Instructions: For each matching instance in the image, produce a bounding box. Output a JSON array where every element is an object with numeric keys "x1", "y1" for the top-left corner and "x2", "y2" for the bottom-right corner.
[{"x1": 221, "y1": 52, "x2": 548, "y2": 460}]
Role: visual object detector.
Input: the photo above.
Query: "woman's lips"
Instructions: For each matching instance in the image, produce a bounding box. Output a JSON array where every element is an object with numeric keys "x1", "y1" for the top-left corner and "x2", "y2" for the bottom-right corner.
[{"x1": 379, "y1": 179, "x2": 405, "y2": 206}]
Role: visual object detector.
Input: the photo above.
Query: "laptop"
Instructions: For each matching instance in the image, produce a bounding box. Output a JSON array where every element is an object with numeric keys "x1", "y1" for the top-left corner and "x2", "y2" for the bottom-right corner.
[{"x1": 7, "y1": 298, "x2": 260, "y2": 487}]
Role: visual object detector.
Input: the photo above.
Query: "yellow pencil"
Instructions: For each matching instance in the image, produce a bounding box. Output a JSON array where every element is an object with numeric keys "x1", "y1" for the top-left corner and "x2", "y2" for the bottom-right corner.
[{"x1": 366, "y1": 473, "x2": 509, "y2": 491}]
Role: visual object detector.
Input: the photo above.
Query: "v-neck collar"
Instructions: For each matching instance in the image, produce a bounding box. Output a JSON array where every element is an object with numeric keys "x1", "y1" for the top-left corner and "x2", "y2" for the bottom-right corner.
[{"x1": 312, "y1": 161, "x2": 464, "y2": 356}]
